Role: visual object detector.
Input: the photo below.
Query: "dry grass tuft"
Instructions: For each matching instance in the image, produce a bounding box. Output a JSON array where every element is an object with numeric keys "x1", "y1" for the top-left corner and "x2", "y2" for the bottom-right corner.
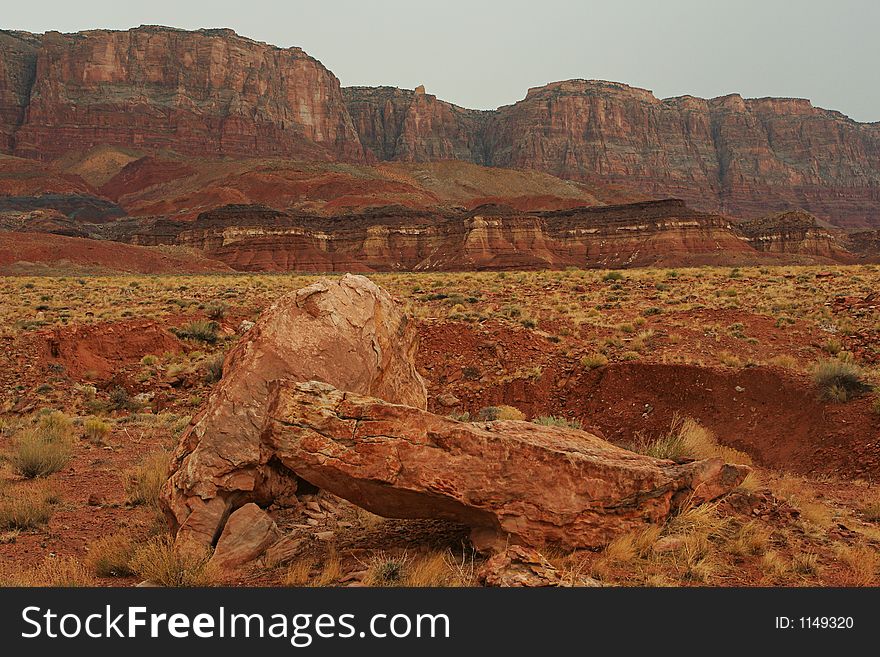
[
  {"x1": 82, "y1": 416, "x2": 111, "y2": 444},
  {"x1": 475, "y1": 405, "x2": 525, "y2": 421},
  {"x1": 812, "y1": 358, "x2": 872, "y2": 402},
  {"x1": 405, "y1": 551, "x2": 458, "y2": 587},
  {"x1": 836, "y1": 544, "x2": 878, "y2": 586},
  {"x1": 316, "y1": 549, "x2": 342, "y2": 587},
  {"x1": 283, "y1": 557, "x2": 315, "y2": 586},
  {"x1": 9, "y1": 412, "x2": 75, "y2": 479},
  {"x1": 8, "y1": 557, "x2": 96, "y2": 587},
  {"x1": 125, "y1": 450, "x2": 170, "y2": 507},
  {"x1": 0, "y1": 483, "x2": 57, "y2": 530},
  {"x1": 130, "y1": 535, "x2": 216, "y2": 587},
  {"x1": 635, "y1": 416, "x2": 751, "y2": 465},
  {"x1": 86, "y1": 534, "x2": 137, "y2": 577}
]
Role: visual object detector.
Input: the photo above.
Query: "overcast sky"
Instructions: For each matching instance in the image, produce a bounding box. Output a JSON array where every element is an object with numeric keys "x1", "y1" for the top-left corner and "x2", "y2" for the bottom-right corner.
[{"x1": 5, "y1": 0, "x2": 879, "y2": 122}]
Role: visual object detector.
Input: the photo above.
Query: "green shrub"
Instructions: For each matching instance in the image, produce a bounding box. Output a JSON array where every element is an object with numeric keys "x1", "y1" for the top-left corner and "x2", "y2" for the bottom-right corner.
[
  {"x1": 172, "y1": 320, "x2": 219, "y2": 344},
  {"x1": 204, "y1": 301, "x2": 228, "y2": 320},
  {"x1": 203, "y1": 352, "x2": 225, "y2": 384}
]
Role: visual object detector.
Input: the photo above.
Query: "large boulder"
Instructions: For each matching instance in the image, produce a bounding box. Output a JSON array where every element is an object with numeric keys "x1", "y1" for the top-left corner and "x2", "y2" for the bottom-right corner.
[
  {"x1": 161, "y1": 274, "x2": 427, "y2": 554},
  {"x1": 263, "y1": 380, "x2": 750, "y2": 551}
]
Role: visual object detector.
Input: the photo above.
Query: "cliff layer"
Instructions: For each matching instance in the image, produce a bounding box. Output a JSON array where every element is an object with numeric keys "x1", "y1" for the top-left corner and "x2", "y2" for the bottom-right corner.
[{"x1": 113, "y1": 199, "x2": 787, "y2": 271}]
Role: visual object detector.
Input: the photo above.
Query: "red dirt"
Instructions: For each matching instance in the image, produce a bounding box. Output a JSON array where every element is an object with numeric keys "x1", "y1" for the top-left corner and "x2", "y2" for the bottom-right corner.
[
  {"x1": 418, "y1": 322, "x2": 880, "y2": 480},
  {"x1": 32, "y1": 320, "x2": 184, "y2": 380},
  {"x1": 0, "y1": 232, "x2": 232, "y2": 274}
]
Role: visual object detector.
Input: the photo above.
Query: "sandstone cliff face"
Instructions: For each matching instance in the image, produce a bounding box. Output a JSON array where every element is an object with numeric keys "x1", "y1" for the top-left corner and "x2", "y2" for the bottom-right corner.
[
  {"x1": 7, "y1": 26, "x2": 365, "y2": 161},
  {"x1": 482, "y1": 81, "x2": 880, "y2": 228},
  {"x1": 344, "y1": 86, "x2": 487, "y2": 162},
  {"x1": 0, "y1": 31, "x2": 39, "y2": 152},
  {"x1": 116, "y1": 199, "x2": 769, "y2": 271}
]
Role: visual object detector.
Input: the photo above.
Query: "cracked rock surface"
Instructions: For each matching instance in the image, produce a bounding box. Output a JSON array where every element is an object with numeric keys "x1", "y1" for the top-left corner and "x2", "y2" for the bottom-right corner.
[{"x1": 263, "y1": 380, "x2": 750, "y2": 551}]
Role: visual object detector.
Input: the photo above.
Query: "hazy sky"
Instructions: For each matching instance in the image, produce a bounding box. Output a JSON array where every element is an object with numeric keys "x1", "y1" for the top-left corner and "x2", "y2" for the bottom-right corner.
[{"x1": 5, "y1": 0, "x2": 879, "y2": 122}]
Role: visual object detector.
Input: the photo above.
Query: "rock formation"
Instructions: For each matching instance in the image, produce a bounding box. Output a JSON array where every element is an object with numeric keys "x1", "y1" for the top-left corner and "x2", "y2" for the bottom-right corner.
[
  {"x1": 737, "y1": 211, "x2": 853, "y2": 261},
  {"x1": 117, "y1": 199, "x2": 774, "y2": 271},
  {"x1": 161, "y1": 274, "x2": 427, "y2": 554},
  {"x1": 263, "y1": 380, "x2": 749, "y2": 551},
  {"x1": 477, "y1": 545, "x2": 569, "y2": 587},
  {"x1": 2, "y1": 27, "x2": 878, "y2": 227},
  {"x1": 344, "y1": 86, "x2": 487, "y2": 162},
  {"x1": 3, "y1": 26, "x2": 365, "y2": 162}
]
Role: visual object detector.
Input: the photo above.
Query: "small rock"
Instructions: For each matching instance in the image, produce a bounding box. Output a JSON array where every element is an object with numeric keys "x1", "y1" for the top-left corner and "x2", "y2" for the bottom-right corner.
[
  {"x1": 436, "y1": 393, "x2": 461, "y2": 408},
  {"x1": 237, "y1": 320, "x2": 255, "y2": 334}
]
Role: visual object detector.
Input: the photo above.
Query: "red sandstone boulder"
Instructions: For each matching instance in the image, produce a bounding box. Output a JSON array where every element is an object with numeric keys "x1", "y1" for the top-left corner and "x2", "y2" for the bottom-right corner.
[
  {"x1": 161, "y1": 274, "x2": 426, "y2": 555},
  {"x1": 209, "y1": 503, "x2": 281, "y2": 571},
  {"x1": 262, "y1": 380, "x2": 750, "y2": 552}
]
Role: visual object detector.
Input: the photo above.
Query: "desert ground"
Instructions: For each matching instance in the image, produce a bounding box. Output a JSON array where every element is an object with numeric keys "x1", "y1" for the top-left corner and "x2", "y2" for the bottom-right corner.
[{"x1": 0, "y1": 265, "x2": 878, "y2": 587}]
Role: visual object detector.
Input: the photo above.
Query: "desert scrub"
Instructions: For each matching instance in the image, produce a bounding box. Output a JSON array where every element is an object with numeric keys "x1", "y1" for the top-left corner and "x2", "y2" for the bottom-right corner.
[
  {"x1": 532, "y1": 415, "x2": 583, "y2": 430},
  {"x1": 204, "y1": 301, "x2": 228, "y2": 320},
  {"x1": 7, "y1": 557, "x2": 95, "y2": 587},
  {"x1": 202, "y1": 352, "x2": 225, "y2": 384},
  {"x1": 130, "y1": 535, "x2": 216, "y2": 587},
  {"x1": 634, "y1": 416, "x2": 751, "y2": 465},
  {"x1": 580, "y1": 353, "x2": 608, "y2": 369},
  {"x1": 812, "y1": 358, "x2": 872, "y2": 402},
  {"x1": 82, "y1": 416, "x2": 111, "y2": 444},
  {"x1": 10, "y1": 413, "x2": 74, "y2": 478},
  {"x1": 362, "y1": 552, "x2": 410, "y2": 587},
  {"x1": 125, "y1": 450, "x2": 171, "y2": 507},
  {"x1": 172, "y1": 320, "x2": 219, "y2": 343},
  {"x1": 0, "y1": 484, "x2": 57, "y2": 530},
  {"x1": 475, "y1": 405, "x2": 525, "y2": 421},
  {"x1": 86, "y1": 534, "x2": 137, "y2": 577}
]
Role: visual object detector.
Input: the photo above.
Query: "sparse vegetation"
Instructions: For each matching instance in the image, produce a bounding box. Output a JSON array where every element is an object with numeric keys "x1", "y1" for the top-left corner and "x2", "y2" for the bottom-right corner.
[
  {"x1": 532, "y1": 415, "x2": 583, "y2": 430},
  {"x1": 130, "y1": 535, "x2": 216, "y2": 587},
  {"x1": 0, "y1": 484, "x2": 56, "y2": 530},
  {"x1": 812, "y1": 358, "x2": 872, "y2": 402},
  {"x1": 172, "y1": 320, "x2": 219, "y2": 343},
  {"x1": 125, "y1": 450, "x2": 171, "y2": 508},
  {"x1": 86, "y1": 534, "x2": 137, "y2": 577},
  {"x1": 10, "y1": 413, "x2": 75, "y2": 478},
  {"x1": 634, "y1": 416, "x2": 751, "y2": 465},
  {"x1": 475, "y1": 405, "x2": 525, "y2": 421}
]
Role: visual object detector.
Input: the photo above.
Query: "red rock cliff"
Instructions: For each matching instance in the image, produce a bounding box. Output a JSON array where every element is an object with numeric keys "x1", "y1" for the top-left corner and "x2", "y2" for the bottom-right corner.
[
  {"x1": 348, "y1": 80, "x2": 880, "y2": 229},
  {"x1": 6, "y1": 26, "x2": 366, "y2": 161},
  {"x1": 482, "y1": 80, "x2": 880, "y2": 228},
  {"x1": 344, "y1": 85, "x2": 487, "y2": 162}
]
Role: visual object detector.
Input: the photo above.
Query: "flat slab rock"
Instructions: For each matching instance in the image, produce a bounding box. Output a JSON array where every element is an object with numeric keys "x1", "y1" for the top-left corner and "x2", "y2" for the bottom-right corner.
[{"x1": 264, "y1": 380, "x2": 750, "y2": 551}]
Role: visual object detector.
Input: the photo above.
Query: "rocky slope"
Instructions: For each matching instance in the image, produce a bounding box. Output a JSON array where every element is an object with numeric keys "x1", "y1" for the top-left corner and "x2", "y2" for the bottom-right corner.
[{"x1": 2, "y1": 26, "x2": 365, "y2": 161}]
